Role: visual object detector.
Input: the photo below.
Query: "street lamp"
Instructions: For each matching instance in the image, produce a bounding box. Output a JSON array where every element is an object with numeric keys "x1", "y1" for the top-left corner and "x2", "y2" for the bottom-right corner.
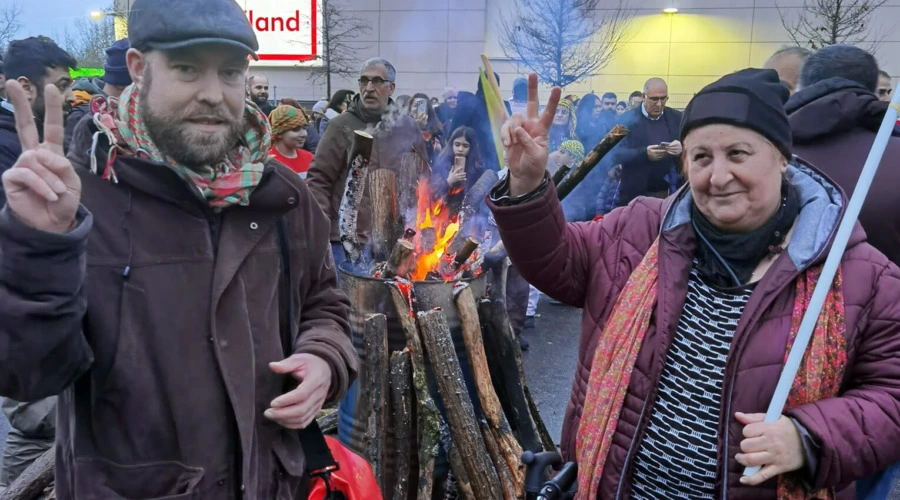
[
  {"x1": 90, "y1": 11, "x2": 105, "y2": 19},
  {"x1": 663, "y1": 7, "x2": 679, "y2": 14}
]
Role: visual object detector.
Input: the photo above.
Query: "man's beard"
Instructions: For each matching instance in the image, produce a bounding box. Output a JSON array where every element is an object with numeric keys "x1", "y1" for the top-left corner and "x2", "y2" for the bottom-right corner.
[
  {"x1": 140, "y1": 77, "x2": 243, "y2": 168},
  {"x1": 252, "y1": 93, "x2": 268, "y2": 106}
]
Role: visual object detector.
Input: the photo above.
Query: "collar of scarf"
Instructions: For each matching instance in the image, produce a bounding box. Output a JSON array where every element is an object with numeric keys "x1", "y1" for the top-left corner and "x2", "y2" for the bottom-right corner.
[
  {"x1": 574, "y1": 238, "x2": 847, "y2": 500},
  {"x1": 691, "y1": 177, "x2": 801, "y2": 287},
  {"x1": 90, "y1": 84, "x2": 271, "y2": 208}
]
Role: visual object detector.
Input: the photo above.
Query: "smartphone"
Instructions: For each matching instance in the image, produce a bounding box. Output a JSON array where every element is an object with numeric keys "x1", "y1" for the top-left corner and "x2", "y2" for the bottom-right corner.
[
  {"x1": 416, "y1": 100, "x2": 427, "y2": 116},
  {"x1": 659, "y1": 142, "x2": 672, "y2": 147}
]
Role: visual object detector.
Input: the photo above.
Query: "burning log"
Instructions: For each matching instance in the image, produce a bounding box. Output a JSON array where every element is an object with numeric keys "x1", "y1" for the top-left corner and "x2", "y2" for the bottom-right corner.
[
  {"x1": 339, "y1": 130, "x2": 375, "y2": 264},
  {"x1": 419, "y1": 228, "x2": 437, "y2": 254},
  {"x1": 437, "y1": 238, "x2": 479, "y2": 278},
  {"x1": 316, "y1": 408, "x2": 338, "y2": 434},
  {"x1": 416, "y1": 309, "x2": 503, "y2": 500},
  {"x1": 449, "y1": 170, "x2": 500, "y2": 253},
  {"x1": 390, "y1": 350, "x2": 413, "y2": 500},
  {"x1": 478, "y1": 298, "x2": 550, "y2": 453},
  {"x1": 551, "y1": 164, "x2": 571, "y2": 186},
  {"x1": 363, "y1": 313, "x2": 390, "y2": 492},
  {"x1": 397, "y1": 152, "x2": 422, "y2": 219},
  {"x1": 387, "y1": 282, "x2": 440, "y2": 500},
  {"x1": 454, "y1": 284, "x2": 525, "y2": 498},
  {"x1": 383, "y1": 239, "x2": 416, "y2": 280},
  {"x1": 556, "y1": 124, "x2": 629, "y2": 201},
  {"x1": 370, "y1": 169, "x2": 400, "y2": 262},
  {"x1": 0, "y1": 447, "x2": 54, "y2": 500}
]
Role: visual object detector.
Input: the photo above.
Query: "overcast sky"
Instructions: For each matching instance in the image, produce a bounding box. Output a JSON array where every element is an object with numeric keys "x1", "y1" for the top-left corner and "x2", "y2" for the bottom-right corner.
[{"x1": 14, "y1": 0, "x2": 105, "y2": 42}]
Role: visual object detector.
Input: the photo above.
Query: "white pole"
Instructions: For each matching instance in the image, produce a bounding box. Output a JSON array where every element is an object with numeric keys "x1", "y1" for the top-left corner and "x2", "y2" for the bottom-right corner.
[{"x1": 744, "y1": 84, "x2": 900, "y2": 477}]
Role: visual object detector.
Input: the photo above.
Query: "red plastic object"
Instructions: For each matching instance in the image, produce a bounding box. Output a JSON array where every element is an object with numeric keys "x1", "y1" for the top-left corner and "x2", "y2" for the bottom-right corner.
[{"x1": 308, "y1": 437, "x2": 383, "y2": 500}]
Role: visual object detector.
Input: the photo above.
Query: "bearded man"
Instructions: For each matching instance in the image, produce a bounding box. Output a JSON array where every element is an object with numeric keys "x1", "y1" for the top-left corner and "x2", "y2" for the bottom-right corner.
[{"x1": 0, "y1": 0, "x2": 357, "y2": 498}]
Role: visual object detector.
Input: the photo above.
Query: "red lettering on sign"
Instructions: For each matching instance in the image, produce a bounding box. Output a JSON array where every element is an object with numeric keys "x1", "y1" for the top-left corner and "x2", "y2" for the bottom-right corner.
[{"x1": 244, "y1": 10, "x2": 303, "y2": 32}]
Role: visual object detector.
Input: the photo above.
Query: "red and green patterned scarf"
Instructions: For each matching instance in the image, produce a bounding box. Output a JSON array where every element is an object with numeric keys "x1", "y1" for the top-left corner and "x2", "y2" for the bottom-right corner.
[
  {"x1": 575, "y1": 238, "x2": 847, "y2": 500},
  {"x1": 97, "y1": 84, "x2": 271, "y2": 208}
]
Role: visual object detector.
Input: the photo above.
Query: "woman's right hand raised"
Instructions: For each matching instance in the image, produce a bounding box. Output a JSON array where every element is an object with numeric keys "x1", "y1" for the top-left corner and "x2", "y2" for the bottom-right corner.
[
  {"x1": 1, "y1": 81, "x2": 81, "y2": 233},
  {"x1": 500, "y1": 73, "x2": 561, "y2": 196}
]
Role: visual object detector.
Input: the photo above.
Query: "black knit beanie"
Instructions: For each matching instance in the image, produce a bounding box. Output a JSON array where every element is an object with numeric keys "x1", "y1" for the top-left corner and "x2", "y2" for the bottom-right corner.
[{"x1": 680, "y1": 68, "x2": 792, "y2": 159}]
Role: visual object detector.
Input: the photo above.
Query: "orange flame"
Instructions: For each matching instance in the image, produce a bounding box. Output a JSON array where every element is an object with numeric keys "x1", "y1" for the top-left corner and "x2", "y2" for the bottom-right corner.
[{"x1": 409, "y1": 178, "x2": 460, "y2": 281}]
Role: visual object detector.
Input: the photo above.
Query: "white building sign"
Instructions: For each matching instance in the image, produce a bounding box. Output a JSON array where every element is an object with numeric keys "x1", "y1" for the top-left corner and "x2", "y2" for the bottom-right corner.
[{"x1": 239, "y1": 0, "x2": 322, "y2": 67}]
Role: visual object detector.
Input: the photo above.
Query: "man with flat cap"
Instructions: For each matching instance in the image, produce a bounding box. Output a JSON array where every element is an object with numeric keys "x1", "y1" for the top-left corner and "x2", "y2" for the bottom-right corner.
[{"x1": 0, "y1": 0, "x2": 357, "y2": 498}]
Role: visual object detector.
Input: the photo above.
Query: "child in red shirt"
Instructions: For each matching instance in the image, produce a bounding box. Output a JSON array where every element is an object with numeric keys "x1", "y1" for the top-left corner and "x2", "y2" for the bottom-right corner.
[{"x1": 268, "y1": 105, "x2": 314, "y2": 179}]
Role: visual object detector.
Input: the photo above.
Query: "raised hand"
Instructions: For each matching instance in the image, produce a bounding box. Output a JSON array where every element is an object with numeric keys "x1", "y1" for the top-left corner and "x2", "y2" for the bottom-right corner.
[
  {"x1": 1, "y1": 81, "x2": 81, "y2": 233},
  {"x1": 500, "y1": 74, "x2": 562, "y2": 196}
]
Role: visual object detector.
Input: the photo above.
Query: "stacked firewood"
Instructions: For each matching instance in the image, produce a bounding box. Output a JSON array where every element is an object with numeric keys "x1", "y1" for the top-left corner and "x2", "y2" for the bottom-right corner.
[{"x1": 358, "y1": 278, "x2": 554, "y2": 500}]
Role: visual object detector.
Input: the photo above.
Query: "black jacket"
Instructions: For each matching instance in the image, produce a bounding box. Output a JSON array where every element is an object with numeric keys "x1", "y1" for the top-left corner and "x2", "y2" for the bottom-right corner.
[
  {"x1": 611, "y1": 105, "x2": 683, "y2": 206},
  {"x1": 0, "y1": 101, "x2": 21, "y2": 208}
]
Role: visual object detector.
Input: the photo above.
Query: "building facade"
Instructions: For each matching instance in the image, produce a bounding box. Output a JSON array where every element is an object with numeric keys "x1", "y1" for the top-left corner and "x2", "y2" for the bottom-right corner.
[{"x1": 114, "y1": 0, "x2": 900, "y2": 103}]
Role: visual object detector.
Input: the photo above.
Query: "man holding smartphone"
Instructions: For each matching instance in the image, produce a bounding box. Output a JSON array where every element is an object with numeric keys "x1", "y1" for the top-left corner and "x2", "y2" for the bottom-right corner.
[{"x1": 612, "y1": 77, "x2": 683, "y2": 206}]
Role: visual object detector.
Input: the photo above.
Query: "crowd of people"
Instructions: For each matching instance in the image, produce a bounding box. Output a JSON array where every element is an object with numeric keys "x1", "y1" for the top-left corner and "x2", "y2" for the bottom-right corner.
[{"x1": 0, "y1": 0, "x2": 898, "y2": 498}]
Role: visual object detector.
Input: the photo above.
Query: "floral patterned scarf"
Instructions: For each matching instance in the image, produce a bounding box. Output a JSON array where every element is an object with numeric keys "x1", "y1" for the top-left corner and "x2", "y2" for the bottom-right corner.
[
  {"x1": 90, "y1": 84, "x2": 271, "y2": 207},
  {"x1": 575, "y1": 238, "x2": 847, "y2": 500}
]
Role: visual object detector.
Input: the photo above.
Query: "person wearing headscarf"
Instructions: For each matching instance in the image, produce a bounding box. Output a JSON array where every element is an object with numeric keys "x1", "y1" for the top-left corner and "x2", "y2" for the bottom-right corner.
[
  {"x1": 490, "y1": 70, "x2": 900, "y2": 499},
  {"x1": 268, "y1": 104, "x2": 314, "y2": 178},
  {"x1": 549, "y1": 95, "x2": 578, "y2": 153}
]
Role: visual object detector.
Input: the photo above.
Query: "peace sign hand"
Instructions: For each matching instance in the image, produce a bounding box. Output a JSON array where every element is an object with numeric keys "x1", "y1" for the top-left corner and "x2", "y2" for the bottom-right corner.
[
  {"x1": 1, "y1": 81, "x2": 81, "y2": 233},
  {"x1": 500, "y1": 73, "x2": 561, "y2": 197}
]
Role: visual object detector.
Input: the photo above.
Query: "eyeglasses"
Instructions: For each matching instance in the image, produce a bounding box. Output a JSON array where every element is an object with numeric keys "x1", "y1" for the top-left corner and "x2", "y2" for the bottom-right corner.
[
  {"x1": 358, "y1": 77, "x2": 392, "y2": 87},
  {"x1": 646, "y1": 96, "x2": 668, "y2": 103}
]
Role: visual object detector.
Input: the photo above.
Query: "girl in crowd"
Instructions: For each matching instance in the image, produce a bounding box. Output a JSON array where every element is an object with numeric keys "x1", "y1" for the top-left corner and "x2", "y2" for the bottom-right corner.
[
  {"x1": 491, "y1": 70, "x2": 900, "y2": 499},
  {"x1": 575, "y1": 94, "x2": 605, "y2": 150},
  {"x1": 407, "y1": 92, "x2": 443, "y2": 164},
  {"x1": 616, "y1": 100, "x2": 628, "y2": 115},
  {"x1": 549, "y1": 95, "x2": 579, "y2": 153},
  {"x1": 268, "y1": 105, "x2": 314, "y2": 179},
  {"x1": 430, "y1": 126, "x2": 484, "y2": 208},
  {"x1": 318, "y1": 89, "x2": 354, "y2": 135}
]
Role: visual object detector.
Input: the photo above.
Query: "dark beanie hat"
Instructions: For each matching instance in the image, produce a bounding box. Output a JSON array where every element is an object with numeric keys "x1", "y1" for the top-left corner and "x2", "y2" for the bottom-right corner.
[
  {"x1": 103, "y1": 39, "x2": 132, "y2": 87},
  {"x1": 680, "y1": 68, "x2": 792, "y2": 159}
]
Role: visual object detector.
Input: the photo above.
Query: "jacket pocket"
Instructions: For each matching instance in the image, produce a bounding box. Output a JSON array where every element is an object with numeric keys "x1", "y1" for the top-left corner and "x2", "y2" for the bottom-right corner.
[
  {"x1": 74, "y1": 457, "x2": 204, "y2": 499},
  {"x1": 272, "y1": 430, "x2": 308, "y2": 499}
]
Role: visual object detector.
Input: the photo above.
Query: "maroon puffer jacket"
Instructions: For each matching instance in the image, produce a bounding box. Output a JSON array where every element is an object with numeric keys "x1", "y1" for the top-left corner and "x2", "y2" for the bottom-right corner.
[{"x1": 489, "y1": 162, "x2": 900, "y2": 499}]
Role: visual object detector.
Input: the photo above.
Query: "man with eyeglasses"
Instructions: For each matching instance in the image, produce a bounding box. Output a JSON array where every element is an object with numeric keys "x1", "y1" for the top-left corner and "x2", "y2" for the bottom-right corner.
[
  {"x1": 307, "y1": 57, "x2": 429, "y2": 270},
  {"x1": 611, "y1": 77, "x2": 683, "y2": 207}
]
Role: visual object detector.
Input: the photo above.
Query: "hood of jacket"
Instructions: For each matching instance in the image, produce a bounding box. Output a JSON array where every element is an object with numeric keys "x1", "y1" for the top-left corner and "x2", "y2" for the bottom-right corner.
[
  {"x1": 786, "y1": 77, "x2": 891, "y2": 143},
  {"x1": 324, "y1": 108, "x2": 340, "y2": 120},
  {"x1": 661, "y1": 159, "x2": 847, "y2": 272}
]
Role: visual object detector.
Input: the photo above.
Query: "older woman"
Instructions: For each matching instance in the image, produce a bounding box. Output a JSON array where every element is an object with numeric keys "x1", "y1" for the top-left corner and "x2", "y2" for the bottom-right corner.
[{"x1": 490, "y1": 70, "x2": 900, "y2": 499}]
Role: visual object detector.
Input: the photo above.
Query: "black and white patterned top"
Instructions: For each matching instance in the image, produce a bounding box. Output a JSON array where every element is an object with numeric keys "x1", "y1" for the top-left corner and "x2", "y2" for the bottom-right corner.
[{"x1": 630, "y1": 265, "x2": 754, "y2": 500}]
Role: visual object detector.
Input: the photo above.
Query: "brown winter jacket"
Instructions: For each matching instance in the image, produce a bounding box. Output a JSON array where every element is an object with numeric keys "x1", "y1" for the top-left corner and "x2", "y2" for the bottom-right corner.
[
  {"x1": 489, "y1": 161, "x2": 900, "y2": 499},
  {"x1": 0, "y1": 120, "x2": 359, "y2": 499},
  {"x1": 307, "y1": 96, "x2": 430, "y2": 244},
  {"x1": 786, "y1": 77, "x2": 900, "y2": 265}
]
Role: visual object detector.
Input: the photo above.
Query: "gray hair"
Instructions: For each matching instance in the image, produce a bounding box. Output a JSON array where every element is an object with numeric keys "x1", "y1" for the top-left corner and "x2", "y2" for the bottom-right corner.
[
  {"x1": 360, "y1": 57, "x2": 396, "y2": 82},
  {"x1": 799, "y1": 44, "x2": 879, "y2": 92},
  {"x1": 768, "y1": 45, "x2": 812, "y2": 61}
]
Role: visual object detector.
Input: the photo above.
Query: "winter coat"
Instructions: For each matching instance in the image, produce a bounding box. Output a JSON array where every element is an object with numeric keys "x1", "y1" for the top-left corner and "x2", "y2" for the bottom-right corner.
[
  {"x1": 307, "y1": 97, "x2": 429, "y2": 243},
  {"x1": 611, "y1": 106, "x2": 683, "y2": 205},
  {"x1": 488, "y1": 160, "x2": 900, "y2": 499},
  {"x1": 0, "y1": 118, "x2": 359, "y2": 499},
  {"x1": 64, "y1": 78, "x2": 106, "y2": 151},
  {"x1": 786, "y1": 77, "x2": 900, "y2": 265},
  {"x1": 0, "y1": 397, "x2": 56, "y2": 487},
  {"x1": 302, "y1": 124, "x2": 320, "y2": 154},
  {"x1": 0, "y1": 101, "x2": 19, "y2": 209}
]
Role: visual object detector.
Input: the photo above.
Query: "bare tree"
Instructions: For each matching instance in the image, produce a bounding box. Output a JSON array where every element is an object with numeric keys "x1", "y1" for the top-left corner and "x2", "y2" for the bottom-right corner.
[
  {"x1": 776, "y1": 0, "x2": 889, "y2": 50},
  {"x1": 0, "y1": 1, "x2": 23, "y2": 52},
  {"x1": 498, "y1": 0, "x2": 634, "y2": 88},
  {"x1": 306, "y1": 0, "x2": 372, "y2": 97},
  {"x1": 59, "y1": 15, "x2": 117, "y2": 68}
]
